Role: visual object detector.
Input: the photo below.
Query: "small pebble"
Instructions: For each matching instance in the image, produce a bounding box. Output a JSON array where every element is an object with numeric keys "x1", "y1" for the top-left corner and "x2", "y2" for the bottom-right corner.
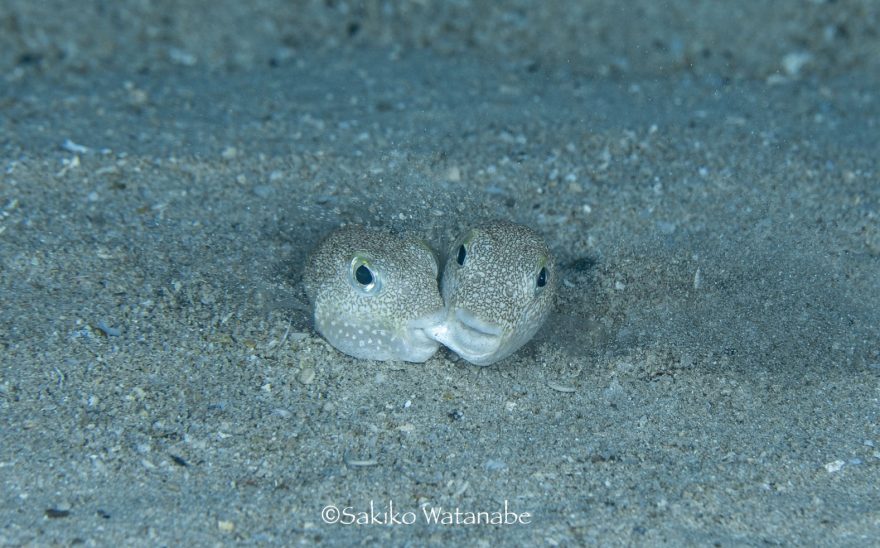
[
  {"x1": 548, "y1": 382, "x2": 577, "y2": 393},
  {"x1": 484, "y1": 459, "x2": 508, "y2": 472},
  {"x1": 824, "y1": 460, "x2": 844, "y2": 473},
  {"x1": 252, "y1": 185, "x2": 274, "y2": 198},
  {"x1": 62, "y1": 139, "x2": 89, "y2": 154},
  {"x1": 45, "y1": 508, "x2": 71, "y2": 519},
  {"x1": 782, "y1": 52, "x2": 812, "y2": 77},
  {"x1": 169, "y1": 48, "x2": 197, "y2": 66},
  {"x1": 657, "y1": 221, "x2": 677, "y2": 235},
  {"x1": 445, "y1": 166, "x2": 462, "y2": 182},
  {"x1": 297, "y1": 367, "x2": 316, "y2": 385},
  {"x1": 95, "y1": 321, "x2": 121, "y2": 337}
]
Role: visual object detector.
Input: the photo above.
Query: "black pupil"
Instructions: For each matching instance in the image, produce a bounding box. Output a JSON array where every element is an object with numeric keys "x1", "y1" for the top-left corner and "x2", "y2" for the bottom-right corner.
[
  {"x1": 537, "y1": 267, "x2": 547, "y2": 287},
  {"x1": 456, "y1": 245, "x2": 466, "y2": 265},
  {"x1": 355, "y1": 264, "x2": 373, "y2": 285}
]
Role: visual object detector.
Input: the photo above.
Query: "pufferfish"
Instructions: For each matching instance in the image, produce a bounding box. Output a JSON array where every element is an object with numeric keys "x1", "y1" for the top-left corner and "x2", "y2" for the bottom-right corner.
[
  {"x1": 426, "y1": 221, "x2": 556, "y2": 366},
  {"x1": 302, "y1": 226, "x2": 444, "y2": 362}
]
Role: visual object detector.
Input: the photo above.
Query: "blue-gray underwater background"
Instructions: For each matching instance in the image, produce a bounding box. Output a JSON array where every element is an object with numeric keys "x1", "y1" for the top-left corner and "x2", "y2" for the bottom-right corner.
[{"x1": 1, "y1": 1, "x2": 878, "y2": 545}]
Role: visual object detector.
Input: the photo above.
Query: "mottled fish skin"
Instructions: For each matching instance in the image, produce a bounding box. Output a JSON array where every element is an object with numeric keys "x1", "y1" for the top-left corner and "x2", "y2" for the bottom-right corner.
[
  {"x1": 428, "y1": 221, "x2": 556, "y2": 366},
  {"x1": 303, "y1": 226, "x2": 444, "y2": 362}
]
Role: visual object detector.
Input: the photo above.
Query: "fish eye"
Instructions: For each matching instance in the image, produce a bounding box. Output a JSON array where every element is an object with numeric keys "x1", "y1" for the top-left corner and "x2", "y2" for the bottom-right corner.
[
  {"x1": 349, "y1": 256, "x2": 381, "y2": 294},
  {"x1": 536, "y1": 266, "x2": 547, "y2": 288},
  {"x1": 355, "y1": 264, "x2": 373, "y2": 285},
  {"x1": 456, "y1": 244, "x2": 467, "y2": 266}
]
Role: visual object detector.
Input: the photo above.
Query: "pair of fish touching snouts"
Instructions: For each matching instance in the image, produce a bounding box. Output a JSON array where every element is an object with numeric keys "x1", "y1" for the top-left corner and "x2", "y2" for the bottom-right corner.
[{"x1": 303, "y1": 220, "x2": 556, "y2": 366}]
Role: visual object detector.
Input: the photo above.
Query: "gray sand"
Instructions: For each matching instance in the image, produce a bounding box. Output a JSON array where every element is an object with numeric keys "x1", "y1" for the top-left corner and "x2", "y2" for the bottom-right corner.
[{"x1": 1, "y1": 2, "x2": 879, "y2": 546}]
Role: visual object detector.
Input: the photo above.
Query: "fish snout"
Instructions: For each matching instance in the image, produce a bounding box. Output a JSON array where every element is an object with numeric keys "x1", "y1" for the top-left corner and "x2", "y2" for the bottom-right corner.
[
  {"x1": 426, "y1": 307, "x2": 504, "y2": 366},
  {"x1": 398, "y1": 309, "x2": 446, "y2": 362}
]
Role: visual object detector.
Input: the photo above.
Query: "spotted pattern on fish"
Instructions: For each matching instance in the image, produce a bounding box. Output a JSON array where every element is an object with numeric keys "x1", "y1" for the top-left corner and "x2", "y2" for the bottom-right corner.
[
  {"x1": 427, "y1": 221, "x2": 556, "y2": 365},
  {"x1": 303, "y1": 226, "x2": 444, "y2": 362}
]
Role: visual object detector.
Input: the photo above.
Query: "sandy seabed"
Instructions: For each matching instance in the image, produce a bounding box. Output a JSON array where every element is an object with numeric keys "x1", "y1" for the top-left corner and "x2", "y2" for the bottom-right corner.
[{"x1": 1, "y1": 2, "x2": 879, "y2": 546}]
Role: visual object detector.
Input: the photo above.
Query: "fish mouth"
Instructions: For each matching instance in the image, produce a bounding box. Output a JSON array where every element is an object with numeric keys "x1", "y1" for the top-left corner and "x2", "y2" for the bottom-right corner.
[
  {"x1": 453, "y1": 308, "x2": 502, "y2": 337},
  {"x1": 398, "y1": 310, "x2": 445, "y2": 362},
  {"x1": 427, "y1": 308, "x2": 503, "y2": 366}
]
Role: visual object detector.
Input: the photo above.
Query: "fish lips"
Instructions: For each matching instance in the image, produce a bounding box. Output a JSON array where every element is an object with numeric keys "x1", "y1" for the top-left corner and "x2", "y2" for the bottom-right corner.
[
  {"x1": 398, "y1": 310, "x2": 446, "y2": 362},
  {"x1": 426, "y1": 308, "x2": 504, "y2": 366}
]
